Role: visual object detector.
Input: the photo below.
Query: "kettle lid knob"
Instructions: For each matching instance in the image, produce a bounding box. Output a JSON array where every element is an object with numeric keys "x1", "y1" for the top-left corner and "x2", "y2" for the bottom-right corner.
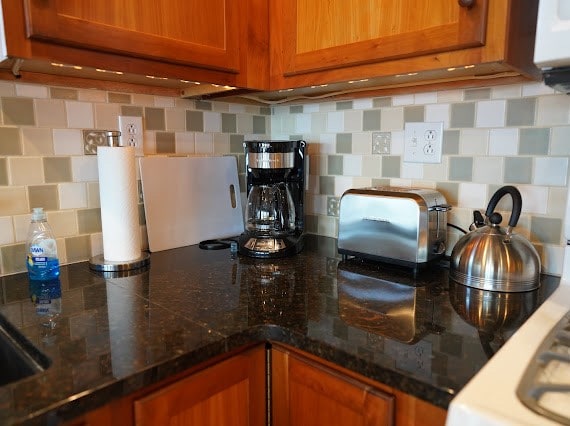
[{"x1": 489, "y1": 212, "x2": 502, "y2": 225}]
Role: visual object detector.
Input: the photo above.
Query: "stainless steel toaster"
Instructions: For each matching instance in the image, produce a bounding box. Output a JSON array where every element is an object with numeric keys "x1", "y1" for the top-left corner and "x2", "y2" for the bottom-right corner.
[{"x1": 338, "y1": 187, "x2": 450, "y2": 266}]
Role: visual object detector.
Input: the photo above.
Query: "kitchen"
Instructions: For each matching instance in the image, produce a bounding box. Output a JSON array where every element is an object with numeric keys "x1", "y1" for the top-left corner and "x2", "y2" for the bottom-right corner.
[{"x1": 0, "y1": 0, "x2": 569, "y2": 425}]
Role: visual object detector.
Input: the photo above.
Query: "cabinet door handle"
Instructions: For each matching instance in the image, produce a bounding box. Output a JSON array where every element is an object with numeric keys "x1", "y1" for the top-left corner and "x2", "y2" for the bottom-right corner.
[{"x1": 458, "y1": 0, "x2": 475, "y2": 8}]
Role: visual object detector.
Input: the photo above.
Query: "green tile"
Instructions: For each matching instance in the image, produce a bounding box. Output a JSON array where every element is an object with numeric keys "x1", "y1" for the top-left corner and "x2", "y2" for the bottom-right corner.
[
  {"x1": 504, "y1": 157, "x2": 532, "y2": 184},
  {"x1": 319, "y1": 176, "x2": 334, "y2": 195},
  {"x1": 289, "y1": 135, "x2": 303, "y2": 141},
  {"x1": 186, "y1": 111, "x2": 204, "y2": 132},
  {"x1": 260, "y1": 107, "x2": 271, "y2": 116},
  {"x1": 77, "y1": 208, "x2": 102, "y2": 234},
  {"x1": 0, "y1": 127, "x2": 22, "y2": 155},
  {"x1": 108, "y1": 92, "x2": 131, "y2": 104},
  {"x1": 551, "y1": 126, "x2": 570, "y2": 155},
  {"x1": 0, "y1": 244, "x2": 26, "y2": 275},
  {"x1": 222, "y1": 113, "x2": 237, "y2": 133},
  {"x1": 363, "y1": 110, "x2": 381, "y2": 131},
  {"x1": 230, "y1": 134, "x2": 244, "y2": 153},
  {"x1": 435, "y1": 182, "x2": 459, "y2": 205},
  {"x1": 506, "y1": 98, "x2": 536, "y2": 127},
  {"x1": 28, "y1": 185, "x2": 59, "y2": 211},
  {"x1": 195, "y1": 100, "x2": 212, "y2": 111},
  {"x1": 464, "y1": 88, "x2": 491, "y2": 100},
  {"x1": 381, "y1": 156, "x2": 400, "y2": 178},
  {"x1": 531, "y1": 217, "x2": 562, "y2": 245},
  {"x1": 156, "y1": 132, "x2": 176, "y2": 154},
  {"x1": 449, "y1": 157, "x2": 473, "y2": 181},
  {"x1": 450, "y1": 103, "x2": 475, "y2": 128},
  {"x1": 253, "y1": 116, "x2": 266, "y2": 134},
  {"x1": 336, "y1": 101, "x2": 353, "y2": 111},
  {"x1": 290, "y1": 106, "x2": 303, "y2": 114},
  {"x1": 121, "y1": 106, "x2": 143, "y2": 117},
  {"x1": 145, "y1": 107, "x2": 165, "y2": 130},
  {"x1": 43, "y1": 157, "x2": 72, "y2": 183},
  {"x1": 1, "y1": 98, "x2": 35, "y2": 126},
  {"x1": 328, "y1": 156, "x2": 343, "y2": 175},
  {"x1": 0, "y1": 158, "x2": 7, "y2": 185},
  {"x1": 65, "y1": 235, "x2": 91, "y2": 263},
  {"x1": 50, "y1": 87, "x2": 78, "y2": 100},
  {"x1": 404, "y1": 106, "x2": 425, "y2": 122},
  {"x1": 373, "y1": 97, "x2": 391, "y2": 108},
  {"x1": 336, "y1": 134, "x2": 352, "y2": 154},
  {"x1": 443, "y1": 130, "x2": 460, "y2": 155},
  {"x1": 519, "y1": 128, "x2": 550, "y2": 155}
]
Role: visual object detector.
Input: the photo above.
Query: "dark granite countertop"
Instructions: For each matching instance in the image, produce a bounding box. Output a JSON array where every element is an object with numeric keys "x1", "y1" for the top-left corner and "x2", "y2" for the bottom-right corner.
[{"x1": 0, "y1": 235, "x2": 559, "y2": 425}]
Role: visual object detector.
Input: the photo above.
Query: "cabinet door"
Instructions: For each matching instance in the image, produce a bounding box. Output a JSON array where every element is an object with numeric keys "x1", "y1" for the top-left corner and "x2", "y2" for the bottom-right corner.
[
  {"x1": 271, "y1": 0, "x2": 489, "y2": 77},
  {"x1": 134, "y1": 347, "x2": 266, "y2": 426},
  {"x1": 272, "y1": 348, "x2": 394, "y2": 426},
  {"x1": 22, "y1": 0, "x2": 242, "y2": 73}
]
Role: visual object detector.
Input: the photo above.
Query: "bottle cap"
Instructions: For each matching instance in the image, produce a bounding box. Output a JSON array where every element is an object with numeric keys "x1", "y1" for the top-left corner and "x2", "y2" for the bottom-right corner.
[{"x1": 31, "y1": 207, "x2": 46, "y2": 221}]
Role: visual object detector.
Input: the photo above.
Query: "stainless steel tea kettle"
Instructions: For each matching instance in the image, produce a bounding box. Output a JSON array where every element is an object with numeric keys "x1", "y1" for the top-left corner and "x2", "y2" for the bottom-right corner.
[{"x1": 450, "y1": 186, "x2": 541, "y2": 292}]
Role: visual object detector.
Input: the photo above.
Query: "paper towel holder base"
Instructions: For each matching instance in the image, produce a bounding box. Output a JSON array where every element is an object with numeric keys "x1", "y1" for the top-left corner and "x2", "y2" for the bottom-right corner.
[{"x1": 89, "y1": 252, "x2": 150, "y2": 272}]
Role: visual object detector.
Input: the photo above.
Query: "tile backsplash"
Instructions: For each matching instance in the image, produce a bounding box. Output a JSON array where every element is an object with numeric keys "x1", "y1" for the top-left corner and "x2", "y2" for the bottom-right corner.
[
  {"x1": 272, "y1": 82, "x2": 570, "y2": 276},
  {"x1": 0, "y1": 80, "x2": 568, "y2": 276}
]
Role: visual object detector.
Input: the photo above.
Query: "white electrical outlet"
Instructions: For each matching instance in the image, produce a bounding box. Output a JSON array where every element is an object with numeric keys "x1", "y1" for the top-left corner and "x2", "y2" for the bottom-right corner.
[
  {"x1": 403, "y1": 122, "x2": 443, "y2": 163},
  {"x1": 118, "y1": 115, "x2": 144, "y2": 156}
]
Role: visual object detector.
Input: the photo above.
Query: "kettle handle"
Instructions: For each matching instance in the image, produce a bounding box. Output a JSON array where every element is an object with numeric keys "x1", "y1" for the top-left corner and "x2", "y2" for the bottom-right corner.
[{"x1": 485, "y1": 185, "x2": 522, "y2": 228}]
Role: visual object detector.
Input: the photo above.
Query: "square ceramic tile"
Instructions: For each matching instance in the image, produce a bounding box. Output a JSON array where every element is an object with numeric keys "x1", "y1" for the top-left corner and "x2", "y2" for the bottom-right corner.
[
  {"x1": 336, "y1": 101, "x2": 353, "y2": 110},
  {"x1": 423, "y1": 159, "x2": 448, "y2": 181},
  {"x1": 0, "y1": 158, "x2": 7, "y2": 186},
  {"x1": 489, "y1": 128, "x2": 519, "y2": 156},
  {"x1": 71, "y1": 157, "x2": 98, "y2": 182},
  {"x1": 35, "y1": 99, "x2": 67, "y2": 127},
  {"x1": 186, "y1": 111, "x2": 203, "y2": 132},
  {"x1": 2, "y1": 98, "x2": 35, "y2": 126},
  {"x1": 475, "y1": 100, "x2": 506, "y2": 128},
  {"x1": 146, "y1": 107, "x2": 166, "y2": 130},
  {"x1": 472, "y1": 157, "x2": 503, "y2": 184},
  {"x1": 58, "y1": 183, "x2": 88, "y2": 209},
  {"x1": 522, "y1": 83, "x2": 554, "y2": 97},
  {"x1": 459, "y1": 129, "x2": 489, "y2": 155},
  {"x1": 22, "y1": 128, "x2": 53, "y2": 156},
  {"x1": 65, "y1": 101, "x2": 94, "y2": 128},
  {"x1": 327, "y1": 111, "x2": 344, "y2": 133},
  {"x1": 425, "y1": 104, "x2": 450, "y2": 129},
  {"x1": 380, "y1": 107, "x2": 403, "y2": 132},
  {"x1": 253, "y1": 116, "x2": 266, "y2": 134},
  {"x1": 0, "y1": 127, "x2": 22, "y2": 155},
  {"x1": 392, "y1": 94, "x2": 414, "y2": 106},
  {"x1": 534, "y1": 157, "x2": 568, "y2": 186},
  {"x1": 465, "y1": 88, "x2": 491, "y2": 100},
  {"x1": 449, "y1": 157, "x2": 473, "y2": 181},
  {"x1": 390, "y1": 130, "x2": 405, "y2": 155},
  {"x1": 537, "y1": 95, "x2": 570, "y2": 125},
  {"x1": 443, "y1": 130, "x2": 460, "y2": 155},
  {"x1": 506, "y1": 98, "x2": 536, "y2": 127},
  {"x1": 401, "y1": 162, "x2": 423, "y2": 179},
  {"x1": 195, "y1": 132, "x2": 214, "y2": 154},
  {"x1": 551, "y1": 126, "x2": 570, "y2": 155},
  {"x1": 0, "y1": 187, "x2": 29, "y2": 216},
  {"x1": 372, "y1": 97, "x2": 391, "y2": 108},
  {"x1": 450, "y1": 103, "x2": 475, "y2": 128},
  {"x1": 457, "y1": 183, "x2": 487, "y2": 209},
  {"x1": 404, "y1": 106, "x2": 424, "y2": 122},
  {"x1": 175, "y1": 132, "x2": 195, "y2": 154},
  {"x1": 95, "y1": 103, "x2": 120, "y2": 129},
  {"x1": 414, "y1": 92, "x2": 437, "y2": 104},
  {"x1": 437, "y1": 89, "x2": 463, "y2": 103},
  {"x1": 77, "y1": 208, "x2": 102, "y2": 234},
  {"x1": 0, "y1": 217, "x2": 14, "y2": 245},
  {"x1": 343, "y1": 155, "x2": 362, "y2": 176},
  {"x1": 295, "y1": 114, "x2": 311, "y2": 134},
  {"x1": 519, "y1": 128, "x2": 550, "y2": 155},
  {"x1": 504, "y1": 157, "x2": 532, "y2": 184},
  {"x1": 213, "y1": 133, "x2": 230, "y2": 155},
  {"x1": 353, "y1": 98, "x2": 373, "y2": 109},
  {"x1": 50, "y1": 87, "x2": 78, "y2": 100},
  {"x1": 531, "y1": 217, "x2": 562, "y2": 245},
  {"x1": 28, "y1": 185, "x2": 59, "y2": 211},
  {"x1": 491, "y1": 85, "x2": 521, "y2": 99},
  {"x1": 156, "y1": 132, "x2": 176, "y2": 154},
  {"x1": 363, "y1": 110, "x2": 381, "y2": 131},
  {"x1": 87, "y1": 183, "x2": 100, "y2": 208},
  {"x1": 0, "y1": 244, "x2": 26, "y2": 275},
  {"x1": 548, "y1": 187, "x2": 568, "y2": 217},
  {"x1": 517, "y1": 185, "x2": 549, "y2": 215},
  {"x1": 344, "y1": 110, "x2": 362, "y2": 132},
  {"x1": 9, "y1": 157, "x2": 44, "y2": 185},
  {"x1": 54, "y1": 129, "x2": 83, "y2": 155},
  {"x1": 0, "y1": 81, "x2": 15, "y2": 97},
  {"x1": 65, "y1": 235, "x2": 91, "y2": 263},
  {"x1": 381, "y1": 156, "x2": 400, "y2": 178},
  {"x1": 336, "y1": 134, "x2": 352, "y2": 154},
  {"x1": 165, "y1": 109, "x2": 186, "y2": 132},
  {"x1": 153, "y1": 96, "x2": 174, "y2": 108},
  {"x1": 319, "y1": 176, "x2": 334, "y2": 195},
  {"x1": 203, "y1": 111, "x2": 221, "y2": 132}
]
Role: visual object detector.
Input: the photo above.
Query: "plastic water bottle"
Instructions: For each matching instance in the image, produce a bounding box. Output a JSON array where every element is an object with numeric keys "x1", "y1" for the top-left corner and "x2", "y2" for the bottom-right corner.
[{"x1": 26, "y1": 208, "x2": 60, "y2": 280}]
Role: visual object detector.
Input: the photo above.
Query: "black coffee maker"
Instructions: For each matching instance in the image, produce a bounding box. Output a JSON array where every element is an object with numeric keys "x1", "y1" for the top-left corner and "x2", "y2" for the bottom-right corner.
[{"x1": 238, "y1": 140, "x2": 306, "y2": 258}]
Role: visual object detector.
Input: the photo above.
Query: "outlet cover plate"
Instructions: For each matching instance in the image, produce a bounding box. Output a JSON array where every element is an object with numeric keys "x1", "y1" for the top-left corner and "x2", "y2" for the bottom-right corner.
[
  {"x1": 403, "y1": 122, "x2": 443, "y2": 163},
  {"x1": 118, "y1": 115, "x2": 144, "y2": 156}
]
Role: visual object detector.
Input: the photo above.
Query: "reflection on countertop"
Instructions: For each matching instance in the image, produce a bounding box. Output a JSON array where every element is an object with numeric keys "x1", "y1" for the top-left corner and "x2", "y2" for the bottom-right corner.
[{"x1": 0, "y1": 235, "x2": 560, "y2": 425}]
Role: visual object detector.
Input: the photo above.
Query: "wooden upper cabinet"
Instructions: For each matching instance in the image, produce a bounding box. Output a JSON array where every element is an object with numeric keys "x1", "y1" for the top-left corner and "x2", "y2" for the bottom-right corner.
[
  {"x1": 276, "y1": 0, "x2": 488, "y2": 76},
  {"x1": 23, "y1": 0, "x2": 241, "y2": 73}
]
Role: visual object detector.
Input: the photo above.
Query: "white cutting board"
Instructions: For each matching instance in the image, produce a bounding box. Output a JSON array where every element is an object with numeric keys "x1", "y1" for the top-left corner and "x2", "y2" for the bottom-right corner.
[{"x1": 139, "y1": 156, "x2": 244, "y2": 252}]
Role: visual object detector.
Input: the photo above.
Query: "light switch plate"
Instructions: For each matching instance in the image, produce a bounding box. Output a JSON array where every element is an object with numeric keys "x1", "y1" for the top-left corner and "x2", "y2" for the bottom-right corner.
[{"x1": 403, "y1": 122, "x2": 443, "y2": 163}]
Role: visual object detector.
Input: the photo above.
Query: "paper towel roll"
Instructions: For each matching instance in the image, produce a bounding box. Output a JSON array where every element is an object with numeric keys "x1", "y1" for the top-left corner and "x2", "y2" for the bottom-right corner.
[{"x1": 97, "y1": 146, "x2": 141, "y2": 262}]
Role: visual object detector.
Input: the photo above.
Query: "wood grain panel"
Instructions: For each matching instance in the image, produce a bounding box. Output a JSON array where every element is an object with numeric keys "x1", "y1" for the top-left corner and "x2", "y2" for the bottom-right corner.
[{"x1": 23, "y1": 0, "x2": 241, "y2": 72}]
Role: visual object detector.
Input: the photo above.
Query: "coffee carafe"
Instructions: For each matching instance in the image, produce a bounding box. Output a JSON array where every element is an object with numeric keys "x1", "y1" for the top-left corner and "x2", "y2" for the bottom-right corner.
[{"x1": 238, "y1": 140, "x2": 306, "y2": 258}]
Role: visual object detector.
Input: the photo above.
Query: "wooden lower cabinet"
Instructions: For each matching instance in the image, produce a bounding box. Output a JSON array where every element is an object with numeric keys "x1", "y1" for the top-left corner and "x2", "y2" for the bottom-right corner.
[
  {"x1": 66, "y1": 344, "x2": 446, "y2": 426},
  {"x1": 271, "y1": 345, "x2": 447, "y2": 426}
]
